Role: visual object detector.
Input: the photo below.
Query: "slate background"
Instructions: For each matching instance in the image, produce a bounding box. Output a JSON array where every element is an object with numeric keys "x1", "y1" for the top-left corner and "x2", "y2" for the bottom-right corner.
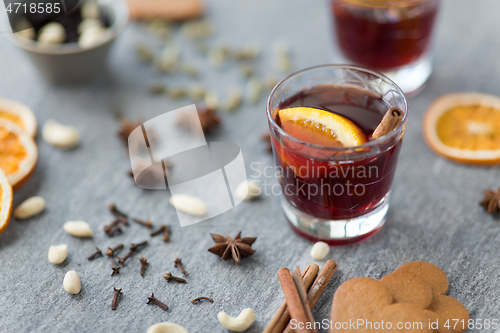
[{"x1": 0, "y1": 0, "x2": 499, "y2": 332}]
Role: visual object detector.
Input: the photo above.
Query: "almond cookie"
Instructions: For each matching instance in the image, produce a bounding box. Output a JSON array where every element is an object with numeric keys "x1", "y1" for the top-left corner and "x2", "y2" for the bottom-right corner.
[
  {"x1": 396, "y1": 261, "x2": 449, "y2": 295},
  {"x1": 380, "y1": 270, "x2": 433, "y2": 309},
  {"x1": 126, "y1": 0, "x2": 203, "y2": 20}
]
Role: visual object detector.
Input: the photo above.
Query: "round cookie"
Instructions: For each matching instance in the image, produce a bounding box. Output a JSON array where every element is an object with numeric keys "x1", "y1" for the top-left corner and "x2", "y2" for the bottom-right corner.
[
  {"x1": 422, "y1": 310, "x2": 452, "y2": 333},
  {"x1": 396, "y1": 261, "x2": 449, "y2": 295},
  {"x1": 380, "y1": 270, "x2": 434, "y2": 309},
  {"x1": 429, "y1": 295, "x2": 469, "y2": 333}
]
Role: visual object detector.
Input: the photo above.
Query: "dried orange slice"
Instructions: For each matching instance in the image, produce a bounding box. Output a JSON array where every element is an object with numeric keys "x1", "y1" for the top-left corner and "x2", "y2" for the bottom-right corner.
[
  {"x1": 0, "y1": 98, "x2": 37, "y2": 138},
  {"x1": 424, "y1": 92, "x2": 500, "y2": 165},
  {"x1": 278, "y1": 107, "x2": 367, "y2": 147},
  {"x1": 0, "y1": 168, "x2": 13, "y2": 235},
  {"x1": 0, "y1": 119, "x2": 38, "y2": 190}
]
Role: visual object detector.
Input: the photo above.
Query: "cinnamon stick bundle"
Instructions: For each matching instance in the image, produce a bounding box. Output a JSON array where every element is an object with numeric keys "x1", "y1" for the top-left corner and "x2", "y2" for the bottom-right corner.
[
  {"x1": 372, "y1": 107, "x2": 403, "y2": 139},
  {"x1": 263, "y1": 265, "x2": 319, "y2": 333},
  {"x1": 265, "y1": 260, "x2": 338, "y2": 333}
]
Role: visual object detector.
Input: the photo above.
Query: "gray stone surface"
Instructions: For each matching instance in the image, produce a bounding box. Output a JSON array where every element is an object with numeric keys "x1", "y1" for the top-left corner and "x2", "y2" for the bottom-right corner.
[{"x1": 1, "y1": 0, "x2": 500, "y2": 332}]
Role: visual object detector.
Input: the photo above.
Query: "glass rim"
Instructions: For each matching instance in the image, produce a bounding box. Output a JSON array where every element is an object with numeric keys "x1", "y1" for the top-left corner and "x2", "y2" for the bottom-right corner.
[{"x1": 266, "y1": 64, "x2": 408, "y2": 151}]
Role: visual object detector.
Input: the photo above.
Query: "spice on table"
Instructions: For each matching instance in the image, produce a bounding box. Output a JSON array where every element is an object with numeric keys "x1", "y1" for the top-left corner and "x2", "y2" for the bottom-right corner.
[
  {"x1": 88, "y1": 247, "x2": 103, "y2": 260},
  {"x1": 117, "y1": 117, "x2": 142, "y2": 146},
  {"x1": 147, "y1": 292, "x2": 169, "y2": 311},
  {"x1": 151, "y1": 225, "x2": 167, "y2": 237},
  {"x1": 191, "y1": 296, "x2": 213, "y2": 304},
  {"x1": 174, "y1": 257, "x2": 189, "y2": 276},
  {"x1": 139, "y1": 257, "x2": 149, "y2": 277},
  {"x1": 164, "y1": 272, "x2": 187, "y2": 283},
  {"x1": 132, "y1": 218, "x2": 153, "y2": 228},
  {"x1": 480, "y1": 187, "x2": 500, "y2": 215},
  {"x1": 162, "y1": 225, "x2": 171, "y2": 242},
  {"x1": 111, "y1": 262, "x2": 121, "y2": 276},
  {"x1": 207, "y1": 232, "x2": 257, "y2": 264},
  {"x1": 177, "y1": 107, "x2": 220, "y2": 134},
  {"x1": 118, "y1": 250, "x2": 135, "y2": 266},
  {"x1": 108, "y1": 204, "x2": 129, "y2": 225},
  {"x1": 130, "y1": 240, "x2": 148, "y2": 251},
  {"x1": 104, "y1": 219, "x2": 120, "y2": 234},
  {"x1": 106, "y1": 244, "x2": 124, "y2": 257},
  {"x1": 105, "y1": 223, "x2": 122, "y2": 237},
  {"x1": 111, "y1": 287, "x2": 122, "y2": 310}
]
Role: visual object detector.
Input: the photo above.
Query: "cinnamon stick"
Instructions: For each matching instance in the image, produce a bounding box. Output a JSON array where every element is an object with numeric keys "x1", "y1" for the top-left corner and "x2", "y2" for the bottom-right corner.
[
  {"x1": 283, "y1": 260, "x2": 338, "y2": 333},
  {"x1": 372, "y1": 107, "x2": 403, "y2": 139},
  {"x1": 277, "y1": 268, "x2": 316, "y2": 333},
  {"x1": 263, "y1": 265, "x2": 319, "y2": 333},
  {"x1": 291, "y1": 269, "x2": 317, "y2": 333}
]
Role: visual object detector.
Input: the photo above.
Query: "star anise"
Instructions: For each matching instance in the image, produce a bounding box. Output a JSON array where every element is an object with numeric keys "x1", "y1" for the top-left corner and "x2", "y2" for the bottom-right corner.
[
  {"x1": 117, "y1": 117, "x2": 142, "y2": 146},
  {"x1": 480, "y1": 187, "x2": 500, "y2": 215},
  {"x1": 208, "y1": 232, "x2": 257, "y2": 264},
  {"x1": 178, "y1": 107, "x2": 221, "y2": 134}
]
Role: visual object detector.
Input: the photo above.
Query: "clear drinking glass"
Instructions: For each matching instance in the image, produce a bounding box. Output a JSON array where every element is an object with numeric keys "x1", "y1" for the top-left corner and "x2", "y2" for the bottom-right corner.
[
  {"x1": 267, "y1": 65, "x2": 408, "y2": 245},
  {"x1": 329, "y1": 0, "x2": 440, "y2": 96}
]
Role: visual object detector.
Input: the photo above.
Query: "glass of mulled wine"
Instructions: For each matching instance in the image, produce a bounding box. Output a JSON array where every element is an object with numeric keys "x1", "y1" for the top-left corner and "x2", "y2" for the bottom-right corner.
[
  {"x1": 330, "y1": 0, "x2": 439, "y2": 96},
  {"x1": 267, "y1": 65, "x2": 408, "y2": 245}
]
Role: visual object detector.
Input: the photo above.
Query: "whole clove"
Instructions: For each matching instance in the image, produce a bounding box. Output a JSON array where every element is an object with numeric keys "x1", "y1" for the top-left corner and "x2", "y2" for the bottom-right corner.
[
  {"x1": 164, "y1": 272, "x2": 186, "y2": 283},
  {"x1": 117, "y1": 251, "x2": 135, "y2": 266},
  {"x1": 146, "y1": 293, "x2": 169, "y2": 311},
  {"x1": 111, "y1": 262, "x2": 121, "y2": 276},
  {"x1": 132, "y1": 218, "x2": 153, "y2": 228},
  {"x1": 111, "y1": 287, "x2": 122, "y2": 310},
  {"x1": 150, "y1": 225, "x2": 166, "y2": 237},
  {"x1": 162, "y1": 226, "x2": 171, "y2": 242},
  {"x1": 108, "y1": 204, "x2": 129, "y2": 225},
  {"x1": 191, "y1": 297, "x2": 214, "y2": 304},
  {"x1": 139, "y1": 257, "x2": 149, "y2": 277},
  {"x1": 174, "y1": 257, "x2": 189, "y2": 276},
  {"x1": 130, "y1": 241, "x2": 148, "y2": 251},
  {"x1": 106, "y1": 223, "x2": 123, "y2": 237},
  {"x1": 106, "y1": 244, "x2": 124, "y2": 257},
  {"x1": 88, "y1": 247, "x2": 103, "y2": 260},
  {"x1": 104, "y1": 219, "x2": 121, "y2": 233}
]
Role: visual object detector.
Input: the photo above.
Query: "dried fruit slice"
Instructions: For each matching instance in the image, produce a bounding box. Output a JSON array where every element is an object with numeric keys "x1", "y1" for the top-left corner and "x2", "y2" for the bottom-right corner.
[
  {"x1": 278, "y1": 107, "x2": 367, "y2": 147},
  {"x1": 0, "y1": 98, "x2": 37, "y2": 138},
  {"x1": 0, "y1": 168, "x2": 13, "y2": 235},
  {"x1": 424, "y1": 92, "x2": 500, "y2": 165},
  {"x1": 0, "y1": 119, "x2": 38, "y2": 190}
]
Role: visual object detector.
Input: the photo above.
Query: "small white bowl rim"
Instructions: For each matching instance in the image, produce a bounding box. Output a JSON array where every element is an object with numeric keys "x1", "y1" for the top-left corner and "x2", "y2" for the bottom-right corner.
[{"x1": 8, "y1": 0, "x2": 129, "y2": 55}]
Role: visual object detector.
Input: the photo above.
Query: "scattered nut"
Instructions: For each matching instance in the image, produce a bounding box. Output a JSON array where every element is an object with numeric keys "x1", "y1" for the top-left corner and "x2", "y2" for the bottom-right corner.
[
  {"x1": 38, "y1": 22, "x2": 66, "y2": 45},
  {"x1": 204, "y1": 91, "x2": 219, "y2": 109},
  {"x1": 222, "y1": 88, "x2": 242, "y2": 111},
  {"x1": 63, "y1": 270, "x2": 81, "y2": 294},
  {"x1": 235, "y1": 180, "x2": 261, "y2": 201},
  {"x1": 14, "y1": 196, "x2": 46, "y2": 219},
  {"x1": 64, "y1": 221, "x2": 93, "y2": 237},
  {"x1": 77, "y1": 18, "x2": 103, "y2": 34},
  {"x1": 48, "y1": 244, "x2": 68, "y2": 264},
  {"x1": 246, "y1": 78, "x2": 262, "y2": 104},
  {"x1": 81, "y1": 0, "x2": 100, "y2": 19},
  {"x1": 169, "y1": 194, "x2": 206, "y2": 216},
  {"x1": 217, "y1": 308, "x2": 255, "y2": 332},
  {"x1": 147, "y1": 322, "x2": 189, "y2": 333},
  {"x1": 310, "y1": 241, "x2": 330, "y2": 261},
  {"x1": 78, "y1": 25, "x2": 107, "y2": 49},
  {"x1": 42, "y1": 120, "x2": 80, "y2": 149}
]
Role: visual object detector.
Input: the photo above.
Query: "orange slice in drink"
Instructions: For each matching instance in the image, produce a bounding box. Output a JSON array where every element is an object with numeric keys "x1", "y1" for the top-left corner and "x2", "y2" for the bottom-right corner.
[
  {"x1": 0, "y1": 119, "x2": 38, "y2": 190},
  {"x1": 278, "y1": 107, "x2": 367, "y2": 147},
  {"x1": 0, "y1": 168, "x2": 13, "y2": 235},
  {"x1": 0, "y1": 98, "x2": 37, "y2": 138},
  {"x1": 424, "y1": 92, "x2": 500, "y2": 165}
]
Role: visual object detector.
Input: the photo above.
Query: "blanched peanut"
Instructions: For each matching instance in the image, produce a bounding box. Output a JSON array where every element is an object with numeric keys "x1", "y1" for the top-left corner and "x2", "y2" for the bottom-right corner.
[
  {"x1": 169, "y1": 194, "x2": 206, "y2": 216},
  {"x1": 235, "y1": 180, "x2": 261, "y2": 201},
  {"x1": 63, "y1": 271, "x2": 81, "y2": 294},
  {"x1": 48, "y1": 244, "x2": 67, "y2": 264},
  {"x1": 42, "y1": 120, "x2": 80, "y2": 149},
  {"x1": 14, "y1": 196, "x2": 45, "y2": 219},
  {"x1": 217, "y1": 308, "x2": 255, "y2": 332},
  {"x1": 310, "y1": 241, "x2": 330, "y2": 261},
  {"x1": 64, "y1": 221, "x2": 93, "y2": 237},
  {"x1": 146, "y1": 322, "x2": 189, "y2": 333}
]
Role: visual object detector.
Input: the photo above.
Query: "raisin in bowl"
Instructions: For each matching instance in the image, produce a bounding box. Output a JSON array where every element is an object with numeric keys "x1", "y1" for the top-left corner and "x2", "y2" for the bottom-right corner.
[{"x1": 7, "y1": 0, "x2": 128, "y2": 83}]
